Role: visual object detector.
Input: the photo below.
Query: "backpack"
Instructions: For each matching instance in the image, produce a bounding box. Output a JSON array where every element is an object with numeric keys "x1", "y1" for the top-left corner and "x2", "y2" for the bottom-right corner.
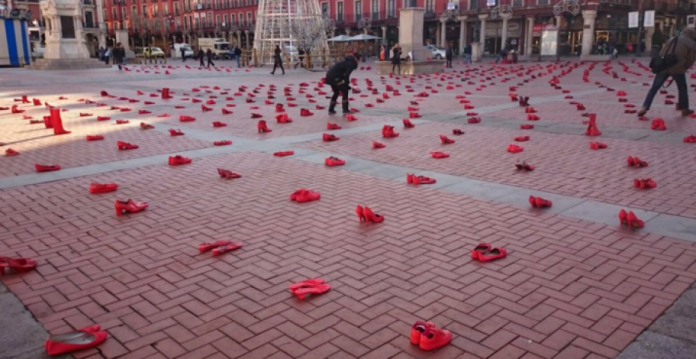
[{"x1": 649, "y1": 37, "x2": 679, "y2": 74}]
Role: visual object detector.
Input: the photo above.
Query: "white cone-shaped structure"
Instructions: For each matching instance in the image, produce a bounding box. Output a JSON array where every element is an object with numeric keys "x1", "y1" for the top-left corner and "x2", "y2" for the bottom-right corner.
[{"x1": 254, "y1": 0, "x2": 330, "y2": 66}]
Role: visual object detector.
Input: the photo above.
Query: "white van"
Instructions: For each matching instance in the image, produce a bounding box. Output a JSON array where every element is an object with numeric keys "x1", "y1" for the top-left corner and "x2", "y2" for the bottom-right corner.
[{"x1": 173, "y1": 43, "x2": 194, "y2": 58}]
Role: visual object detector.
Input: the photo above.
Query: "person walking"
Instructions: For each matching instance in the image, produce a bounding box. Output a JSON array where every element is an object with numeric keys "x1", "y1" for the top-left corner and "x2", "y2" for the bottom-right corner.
[
  {"x1": 271, "y1": 45, "x2": 285, "y2": 75},
  {"x1": 325, "y1": 52, "x2": 360, "y2": 116},
  {"x1": 464, "y1": 43, "x2": 472, "y2": 64},
  {"x1": 639, "y1": 28, "x2": 696, "y2": 117},
  {"x1": 445, "y1": 44, "x2": 454, "y2": 68},
  {"x1": 295, "y1": 48, "x2": 305, "y2": 69},
  {"x1": 180, "y1": 46, "x2": 186, "y2": 62},
  {"x1": 99, "y1": 46, "x2": 106, "y2": 62},
  {"x1": 198, "y1": 48, "x2": 205, "y2": 67},
  {"x1": 234, "y1": 46, "x2": 242, "y2": 67},
  {"x1": 391, "y1": 44, "x2": 402, "y2": 75},
  {"x1": 206, "y1": 48, "x2": 215, "y2": 68},
  {"x1": 112, "y1": 43, "x2": 125, "y2": 70}
]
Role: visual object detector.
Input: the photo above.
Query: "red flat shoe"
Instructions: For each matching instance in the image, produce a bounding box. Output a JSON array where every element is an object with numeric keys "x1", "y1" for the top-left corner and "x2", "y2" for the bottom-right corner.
[
  {"x1": 115, "y1": 119, "x2": 129, "y2": 124},
  {"x1": 201, "y1": 105, "x2": 213, "y2": 112},
  {"x1": 411, "y1": 321, "x2": 435, "y2": 345},
  {"x1": 527, "y1": 114, "x2": 540, "y2": 121},
  {"x1": 96, "y1": 116, "x2": 111, "y2": 121},
  {"x1": 300, "y1": 109, "x2": 314, "y2": 116},
  {"x1": 79, "y1": 112, "x2": 92, "y2": 117},
  {"x1": 327, "y1": 122, "x2": 342, "y2": 130},
  {"x1": 440, "y1": 135, "x2": 455, "y2": 144},
  {"x1": 507, "y1": 144, "x2": 524, "y2": 153},
  {"x1": 290, "y1": 189, "x2": 321, "y2": 203},
  {"x1": 89, "y1": 183, "x2": 118, "y2": 194},
  {"x1": 325, "y1": 156, "x2": 345, "y2": 166},
  {"x1": 117, "y1": 141, "x2": 138, "y2": 150},
  {"x1": 45, "y1": 328, "x2": 108, "y2": 356},
  {"x1": 520, "y1": 124, "x2": 534, "y2": 130},
  {"x1": 5, "y1": 148, "x2": 19, "y2": 156},
  {"x1": 345, "y1": 114, "x2": 358, "y2": 121},
  {"x1": 289, "y1": 279, "x2": 325, "y2": 291},
  {"x1": 323, "y1": 133, "x2": 339, "y2": 142},
  {"x1": 258, "y1": 120, "x2": 272, "y2": 133},
  {"x1": 35, "y1": 164, "x2": 61, "y2": 172},
  {"x1": 222, "y1": 108, "x2": 233, "y2": 115},
  {"x1": 138, "y1": 110, "x2": 151, "y2": 115},
  {"x1": 169, "y1": 129, "x2": 185, "y2": 136},
  {"x1": 477, "y1": 248, "x2": 507, "y2": 262},
  {"x1": 276, "y1": 113, "x2": 293, "y2": 123},
  {"x1": 0, "y1": 257, "x2": 37, "y2": 273},
  {"x1": 291, "y1": 282, "x2": 331, "y2": 300},
  {"x1": 274, "y1": 151, "x2": 294, "y2": 157},
  {"x1": 452, "y1": 129, "x2": 464, "y2": 135},
  {"x1": 140, "y1": 122, "x2": 154, "y2": 130},
  {"x1": 514, "y1": 136, "x2": 530, "y2": 142},
  {"x1": 213, "y1": 121, "x2": 227, "y2": 127},
  {"x1": 214, "y1": 140, "x2": 232, "y2": 146},
  {"x1": 180, "y1": 115, "x2": 196, "y2": 122},
  {"x1": 419, "y1": 327, "x2": 452, "y2": 351},
  {"x1": 217, "y1": 168, "x2": 241, "y2": 179},
  {"x1": 529, "y1": 195, "x2": 552, "y2": 208},
  {"x1": 403, "y1": 119, "x2": 416, "y2": 128},
  {"x1": 471, "y1": 243, "x2": 492, "y2": 260},
  {"x1": 467, "y1": 117, "x2": 481, "y2": 124},
  {"x1": 382, "y1": 125, "x2": 399, "y2": 138},
  {"x1": 114, "y1": 199, "x2": 148, "y2": 216},
  {"x1": 212, "y1": 242, "x2": 243, "y2": 256},
  {"x1": 168, "y1": 155, "x2": 192, "y2": 166},
  {"x1": 430, "y1": 151, "x2": 449, "y2": 159},
  {"x1": 411, "y1": 175, "x2": 436, "y2": 185},
  {"x1": 362, "y1": 206, "x2": 385, "y2": 224},
  {"x1": 684, "y1": 135, "x2": 696, "y2": 143}
]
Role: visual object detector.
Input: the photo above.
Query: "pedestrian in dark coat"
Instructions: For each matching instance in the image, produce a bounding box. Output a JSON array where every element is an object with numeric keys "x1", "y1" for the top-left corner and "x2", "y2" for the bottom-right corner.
[
  {"x1": 325, "y1": 53, "x2": 360, "y2": 115},
  {"x1": 391, "y1": 44, "x2": 401, "y2": 75},
  {"x1": 271, "y1": 45, "x2": 285, "y2": 75}
]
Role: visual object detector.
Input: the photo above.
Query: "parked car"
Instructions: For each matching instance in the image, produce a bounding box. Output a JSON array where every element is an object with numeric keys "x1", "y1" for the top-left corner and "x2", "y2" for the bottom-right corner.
[
  {"x1": 142, "y1": 47, "x2": 166, "y2": 58},
  {"x1": 426, "y1": 45, "x2": 447, "y2": 59}
]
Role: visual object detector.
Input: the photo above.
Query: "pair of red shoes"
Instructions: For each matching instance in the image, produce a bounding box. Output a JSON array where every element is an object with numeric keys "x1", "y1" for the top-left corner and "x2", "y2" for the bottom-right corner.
[
  {"x1": 169, "y1": 129, "x2": 185, "y2": 136},
  {"x1": 527, "y1": 114, "x2": 540, "y2": 121},
  {"x1": 520, "y1": 124, "x2": 534, "y2": 130},
  {"x1": 214, "y1": 140, "x2": 232, "y2": 146},
  {"x1": 515, "y1": 161, "x2": 534, "y2": 172},
  {"x1": 325, "y1": 157, "x2": 345, "y2": 166},
  {"x1": 634, "y1": 178, "x2": 657, "y2": 189},
  {"x1": 180, "y1": 115, "x2": 196, "y2": 122},
  {"x1": 439, "y1": 135, "x2": 455, "y2": 144},
  {"x1": 117, "y1": 141, "x2": 138, "y2": 151},
  {"x1": 258, "y1": 120, "x2": 272, "y2": 133},
  {"x1": 89, "y1": 183, "x2": 118, "y2": 194},
  {"x1": 115, "y1": 119, "x2": 129, "y2": 124},
  {"x1": 45, "y1": 325, "x2": 108, "y2": 356},
  {"x1": 382, "y1": 125, "x2": 399, "y2": 138},
  {"x1": 525, "y1": 107, "x2": 537, "y2": 114},
  {"x1": 289, "y1": 279, "x2": 331, "y2": 300},
  {"x1": 356, "y1": 205, "x2": 385, "y2": 223},
  {"x1": 169, "y1": 155, "x2": 192, "y2": 166},
  {"x1": 323, "y1": 133, "x2": 340, "y2": 142},
  {"x1": 1, "y1": 257, "x2": 37, "y2": 274},
  {"x1": 507, "y1": 144, "x2": 524, "y2": 153},
  {"x1": 430, "y1": 151, "x2": 449, "y2": 159},
  {"x1": 452, "y1": 129, "x2": 464, "y2": 135},
  {"x1": 471, "y1": 243, "x2": 508, "y2": 262},
  {"x1": 585, "y1": 114, "x2": 602, "y2": 136},
  {"x1": 410, "y1": 321, "x2": 452, "y2": 351},
  {"x1": 199, "y1": 240, "x2": 242, "y2": 256},
  {"x1": 589, "y1": 142, "x2": 607, "y2": 150},
  {"x1": 407, "y1": 174, "x2": 436, "y2": 185},
  {"x1": 619, "y1": 209, "x2": 644, "y2": 229},
  {"x1": 627, "y1": 156, "x2": 648, "y2": 167},
  {"x1": 274, "y1": 151, "x2": 294, "y2": 157},
  {"x1": 276, "y1": 114, "x2": 292, "y2": 123},
  {"x1": 300, "y1": 109, "x2": 313, "y2": 116},
  {"x1": 218, "y1": 168, "x2": 241, "y2": 179},
  {"x1": 114, "y1": 199, "x2": 148, "y2": 216},
  {"x1": 213, "y1": 121, "x2": 227, "y2": 128},
  {"x1": 514, "y1": 136, "x2": 530, "y2": 142},
  {"x1": 684, "y1": 135, "x2": 696, "y2": 143},
  {"x1": 467, "y1": 117, "x2": 481, "y2": 124},
  {"x1": 345, "y1": 114, "x2": 358, "y2": 121},
  {"x1": 651, "y1": 118, "x2": 667, "y2": 131},
  {"x1": 5, "y1": 148, "x2": 19, "y2": 156},
  {"x1": 529, "y1": 195, "x2": 552, "y2": 208},
  {"x1": 290, "y1": 189, "x2": 321, "y2": 202}
]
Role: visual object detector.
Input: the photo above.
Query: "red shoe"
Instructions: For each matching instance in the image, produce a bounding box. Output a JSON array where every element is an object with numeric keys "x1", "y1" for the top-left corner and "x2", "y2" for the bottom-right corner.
[
  {"x1": 79, "y1": 112, "x2": 92, "y2": 117},
  {"x1": 627, "y1": 156, "x2": 648, "y2": 167},
  {"x1": 412, "y1": 175, "x2": 436, "y2": 185},
  {"x1": 527, "y1": 114, "x2": 540, "y2": 121},
  {"x1": 89, "y1": 183, "x2": 118, "y2": 194},
  {"x1": 525, "y1": 107, "x2": 537, "y2": 114},
  {"x1": 300, "y1": 109, "x2": 314, "y2": 116},
  {"x1": 327, "y1": 122, "x2": 342, "y2": 130},
  {"x1": 168, "y1": 155, "x2": 192, "y2": 166},
  {"x1": 290, "y1": 189, "x2": 321, "y2": 203},
  {"x1": 212, "y1": 242, "x2": 243, "y2": 256},
  {"x1": 430, "y1": 151, "x2": 449, "y2": 159},
  {"x1": 439, "y1": 135, "x2": 455, "y2": 144},
  {"x1": 114, "y1": 199, "x2": 148, "y2": 216},
  {"x1": 117, "y1": 141, "x2": 138, "y2": 150},
  {"x1": 214, "y1": 140, "x2": 232, "y2": 146},
  {"x1": 213, "y1": 121, "x2": 227, "y2": 127},
  {"x1": 382, "y1": 125, "x2": 399, "y2": 138},
  {"x1": 289, "y1": 278, "x2": 325, "y2": 291},
  {"x1": 507, "y1": 144, "x2": 524, "y2": 153},
  {"x1": 222, "y1": 108, "x2": 233, "y2": 114},
  {"x1": 618, "y1": 209, "x2": 629, "y2": 226},
  {"x1": 626, "y1": 211, "x2": 644, "y2": 229},
  {"x1": 684, "y1": 135, "x2": 696, "y2": 143},
  {"x1": 356, "y1": 205, "x2": 366, "y2": 222},
  {"x1": 419, "y1": 327, "x2": 452, "y2": 351},
  {"x1": 410, "y1": 321, "x2": 435, "y2": 345},
  {"x1": 520, "y1": 124, "x2": 534, "y2": 130},
  {"x1": 274, "y1": 151, "x2": 294, "y2": 157},
  {"x1": 35, "y1": 164, "x2": 61, "y2": 172},
  {"x1": 634, "y1": 178, "x2": 657, "y2": 189},
  {"x1": 514, "y1": 136, "x2": 530, "y2": 142},
  {"x1": 467, "y1": 117, "x2": 481, "y2": 124},
  {"x1": 471, "y1": 243, "x2": 492, "y2": 260},
  {"x1": 45, "y1": 327, "x2": 108, "y2": 356},
  {"x1": 97, "y1": 116, "x2": 111, "y2": 121},
  {"x1": 345, "y1": 114, "x2": 358, "y2": 121},
  {"x1": 179, "y1": 115, "x2": 196, "y2": 122},
  {"x1": 199, "y1": 240, "x2": 232, "y2": 253},
  {"x1": 290, "y1": 282, "x2": 331, "y2": 300},
  {"x1": 325, "y1": 156, "x2": 345, "y2": 166},
  {"x1": 138, "y1": 110, "x2": 151, "y2": 115},
  {"x1": 585, "y1": 114, "x2": 602, "y2": 136},
  {"x1": 258, "y1": 120, "x2": 272, "y2": 133},
  {"x1": 403, "y1": 119, "x2": 416, "y2": 128},
  {"x1": 529, "y1": 195, "x2": 552, "y2": 208},
  {"x1": 362, "y1": 206, "x2": 385, "y2": 223},
  {"x1": 217, "y1": 168, "x2": 241, "y2": 179},
  {"x1": 372, "y1": 141, "x2": 386, "y2": 149},
  {"x1": 0, "y1": 257, "x2": 37, "y2": 273},
  {"x1": 323, "y1": 133, "x2": 339, "y2": 142},
  {"x1": 276, "y1": 113, "x2": 293, "y2": 123},
  {"x1": 651, "y1": 118, "x2": 666, "y2": 131},
  {"x1": 140, "y1": 122, "x2": 154, "y2": 130},
  {"x1": 201, "y1": 105, "x2": 213, "y2": 112},
  {"x1": 477, "y1": 247, "x2": 507, "y2": 262},
  {"x1": 515, "y1": 161, "x2": 534, "y2": 171},
  {"x1": 115, "y1": 119, "x2": 129, "y2": 124},
  {"x1": 452, "y1": 129, "x2": 464, "y2": 135},
  {"x1": 169, "y1": 129, "x2": 185, "y2": 136},
  {"x1": 5, "y1": 148, "x2": 19, "y2": 156}
]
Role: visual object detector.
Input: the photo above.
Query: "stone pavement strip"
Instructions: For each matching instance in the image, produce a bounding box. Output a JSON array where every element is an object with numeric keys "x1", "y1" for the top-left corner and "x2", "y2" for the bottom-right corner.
[{"x1": 1, "y1": 59, "x2": 696, "y2": 359}]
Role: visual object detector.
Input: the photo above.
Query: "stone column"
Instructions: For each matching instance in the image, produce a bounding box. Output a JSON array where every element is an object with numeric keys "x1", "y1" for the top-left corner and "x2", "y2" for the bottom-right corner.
[
  {"x1": 236, "y1": 31, "x2": 241, "y2": 47},
  {"x1": 645, "y1": 26, "x2": 654, "y2": 51},
  {"x1": 458, "y1": 16, "x2": 467, "y2": 53},
  {"x1": 580, "y1": 10, "x2": 596, "y2": 58},
  {"x1": 440, "y1": 19, "x2": 447, "y2": 47},
  {"x1": 381, "y1": 25, "x2": 387, "y2": 45},
  {"x1": 244, "y1": 30, "x2": 249, "y2": 49},
  {"x1": 96, "y1": 0, "x2": 106, "y2": 48},
  {"x1": 474, "y1": 14, "x2": 487, "y2": 61},
  {"x1": 501, "y1": 17, "x2": 508, "y2": 49},
  {"x1": 555, "y1": 15, "x2": 562, "y2": 28}
]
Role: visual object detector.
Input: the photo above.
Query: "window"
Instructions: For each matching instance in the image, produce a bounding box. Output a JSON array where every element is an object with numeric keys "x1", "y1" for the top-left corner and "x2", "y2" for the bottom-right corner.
[
  {"x1": 153, "y1": 5, "x2": 158, "y2": 15},
  {"x1": 537, "y1": 0, "x2": 550, "y2": 5},
  {"x1": 208, "y1": 12, "x2": 213, "y2": 26},
  {"x1": 239, "y1": 13, "x2": 244, "y2": 25},
  {"x1": 247, "y1": 12, "x2": 252, "y2": 25},
  {"x1": 371, "y1": 0, "x2": 378, "y2": 19},
  {"x1": 222, "y1": 14, "x2": 227, "y2": 25},
  {"x1": 470, "y1": 0, "x2": 478, "y2": 10},
  {"x1": 337, "y1": 2, "x2": 343, "y2": 22},
  {"x1": 321, "y1": 2, "x2": 329, "y2": 16},
  {"x1": 425, "y1": 0, "x2": 434, "y2": 13},
  {"x1": 355, "y1": 1, "x2": 361, "y2": 22},
  {"x1": 112, "y1": 8, "x2": 117, "y2": 20},
  {"x1": 85, "y1": 11, "x2": 94, "y2": 27},
  {"x1": 512, "y1": 0, "x2": 522, "y2": 6},
  {"x1": 174, "y1": 2, "x2": 179, "y2": 15},
  {"x1": 141, "y1": 5, "x2": 147, "y2": 16},
  {"x1": 387, "y1": 0, "x2": 395, "y2": 18},
  {"x1": 163, "y1": 4, "x2": 168, "y2": 14}
]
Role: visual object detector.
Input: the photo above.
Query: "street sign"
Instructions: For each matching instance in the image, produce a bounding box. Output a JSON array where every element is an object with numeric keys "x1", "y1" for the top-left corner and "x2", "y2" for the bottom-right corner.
[
  {"x1": 644, "y1": 10, "x2": 655, "y2": 27},
  {"x1": 628, "y1": 12, "x2": 638, "y2": 28}
]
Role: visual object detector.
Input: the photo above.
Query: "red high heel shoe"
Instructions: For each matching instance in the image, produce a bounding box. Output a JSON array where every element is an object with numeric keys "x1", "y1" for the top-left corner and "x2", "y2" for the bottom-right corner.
[
  {"x1": 430, "y1": 151, "x2": 449, "y2": 159},
  {"x1": 115, "y1": 119, "x2": 129, "y2": 124},
  {"x1": 214, "y1": 140, "x2": 232, "y2": 146},
  {"x1": 290, "y1": 281, "x2": 331, "y2": 300},
  {"x1": 213, "y1": 121, "x2": 227, "y2": 127},
  {"x1": 356, "y1": 205, "x2": 366, "y2": 222},
  {"x1": 114, "y1": 199, "x2": 148, "y2": 216},
  {"x1": 179, "y1": 115, "x2": 196, "y2": 122},
  {"x1": 169, "y1": 129, "x2": 185, "y2": 136},
  {"x1": 327, "y1": 122, "x2": 342, "y2": 130},
  {"x1": 452, "y1": 129, "x2": 464, "y2": 135},
  {"x1": 89, "y1": 183, "x2": 118, "y2": 194},
  {"x1": 411, "y1": 175, "x2": 436, "y2": 185},
  {"x1": 49, "y1": 108, "x2": 70, "y2": 135},
  {"x1": 527, "y1": 114, "x2": 540, "y2": 121},
  {"x1": 684, "y1": 135, "x2": 696, "y2": 143},
  {"x1": 290, "y1": 189, "x2": 321, "y2": 202},
  {"x1": 514, "y1": 136, "x2": 530, "y2": 142},
  {"x1": 137, "y1": 110, "x2": 151, "y2": 115},
  {"x1": 217, "y1": 168, "x2": 241, "y2": 179},
  {"x1": 0, "y1": 257, "x2": 37, "y2": 273},
  {"x1": 362, "y1": 206, "x2": 385, "y2": 224},
  {"x1": 276, "y1": 113, "x2": 292, "y2": 123},
  {"x1": 44, "y1": 326, "x2": 108, "y2": 356},
  {"x1": 625, "y1": 211, "x2": 644, "y2": 229},
  {"x1": 345, "y1": 114, "x2": 358, "y2": 121},
  {"x1": 515, "y1": 161, "x2": 534, "y2": 171},
  {"x1": 618, "y1": 209, "x2": 629, "y2": 226},
  {"x1": 403, "y1": 119, "x2": 416, "y2": 128},
  {"x1": 222, "y1": 108, "x2": 233, "y2": 115},
  {"x1": 258, "y1": 120, "x2": 272, "y2": 133},
  {"x1": 325, "y1": 157, "x2": 345, "y2": 166},
  {"x1": 201, "y1": 105, "x2": 213, "y2": 112},
  {"x1": 585, "y1": 114, "x2": 602, "y2": 136},
  {"x1": 410, "y1": 321, "x2": 435, "y2": 345},
  {"x1": 520, "y1": 124, "x2": 534, "y2": 130},
  {"x1": 471, "y1": 243, "x2": 492, "y2": 260},
  {"x1": 35, "y1": 164, "x2": 61, "y2": 172},
  {"x1": 419, "y1": 327, "x2": 452, "y2": 351},
  {"x1": 507, "y1": 144, "x2": 524, "y2": 153},
  {"x1": 372, "y1": 141, "x2": 386, "y2": 149},
  {"x1": 300, "y1": 109, "x2": 314, "y2": 116},
  {"x1": 440, "y1": 135, "x2": 455, "y2": 144},
  {"x1": 168, "y1": 155, "x2": 192, "y2": 166},
  {"x1": 5, "y1": 148, "x2": 19, "y2": 156},
  {"x1": 97, "y1": 116, "x2": 111, "y2": 121},
  {"x1": 529, "y1": 196, "x2": 552, "y2": 208},
  {"x1": 323, "y1": 133, "x2": 339, "y2": 142},
  {"x1": 117, "y1": 141, "x2": 138, "y2": 150},
  {"x1": 477, "y1": 247, "x2": 507, "y2": 262},
  {"x1": 139, "y1": 122, "x2": 154, "y2": 130},
  {"x1": 273, "y1": 151, "x2": 294, "y2": 157},
  {"x1": 467, "y1": 117, "x2": 481, "y2": 124},
  {"x1": 199, "y1": 240, "x2": 231, "y2": 253},
  {"x1": 212, "y1": 242, "x2": 243, "y2": 256},
  {"x1": 651, "y1": 118, "x2": 667, "y2": 131}
]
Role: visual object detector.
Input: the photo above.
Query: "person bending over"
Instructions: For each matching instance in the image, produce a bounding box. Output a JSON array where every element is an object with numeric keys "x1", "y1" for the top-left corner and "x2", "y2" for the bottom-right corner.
[{"x1": 325, "y1": 52, "x2": 361, "y2": 115}]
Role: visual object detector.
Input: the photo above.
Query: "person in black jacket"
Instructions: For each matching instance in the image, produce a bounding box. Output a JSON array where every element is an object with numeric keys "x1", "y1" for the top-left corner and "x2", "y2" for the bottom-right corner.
[
  {"x1": 445, "y1": 45, "x2": 453, "y2": 68},
  {"x1": 391, "y1": 44, "x2": 401, "y2": 75},
  {"x1": 198, "y1": 48, "x2": 205, "y2": 67},
  {"x1": 206, "y1": 48, "x2": 215, "y2": 67},
  {"x1": 325, "y1": 52, "x2": 360, "y2": 115},
  {"x1": 112, "y1": 43, "x2": 125, "y2": 70},
  {"x1": 271, "y1": 45, "x2": 285, "y2": 75},
  {"x1": 234, "y1": 46, "x2": 242, "y2": 67}
]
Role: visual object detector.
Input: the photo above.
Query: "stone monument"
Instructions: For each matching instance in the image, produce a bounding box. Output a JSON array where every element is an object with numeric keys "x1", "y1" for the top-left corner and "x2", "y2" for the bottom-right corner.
[{"x1": 28, "y1": 0, "x2": 108, "y2": 69}]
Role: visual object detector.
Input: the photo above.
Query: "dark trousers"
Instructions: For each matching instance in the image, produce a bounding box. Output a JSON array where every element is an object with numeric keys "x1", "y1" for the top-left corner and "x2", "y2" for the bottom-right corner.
[
  {"x1": 392, "y1": 63, "x2": 400, "y2": 74},
  {"x1": 272, "y1": 59, "x2": 285, "y2": 74},
  {"x1": 199, "y1": 57, "x2": 204, "y2": 67},
  {"x1": 207, "y1": 58, "x2": 214, "y2": 67},
  {"x1": 181, "y1": 54, "x2": 186, "y2": 62},
  {"x1": 330, "y1": 83, "x2": 350, "y2": 112},
  {"x1": 446, "y1": 57, "x2": 452, "y2": 67},
  {"x1": 642, "y1": 71, "x2": 688, "y2": 110}
]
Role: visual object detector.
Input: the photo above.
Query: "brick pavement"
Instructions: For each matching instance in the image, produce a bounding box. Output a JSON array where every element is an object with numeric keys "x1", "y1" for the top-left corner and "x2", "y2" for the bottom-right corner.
[{"x1": 1, "y1": 59, "x2": 696, "y2": 359}]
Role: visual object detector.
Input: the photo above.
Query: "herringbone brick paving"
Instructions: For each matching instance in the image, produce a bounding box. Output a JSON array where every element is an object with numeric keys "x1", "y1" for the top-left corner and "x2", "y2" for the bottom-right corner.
[{"x1": 1, "y1": 59, "x2": 696, "y2": 359}]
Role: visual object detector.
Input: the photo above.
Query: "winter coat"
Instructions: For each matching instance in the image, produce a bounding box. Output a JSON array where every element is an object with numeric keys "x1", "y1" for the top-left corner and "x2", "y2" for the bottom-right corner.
[
  {"x1": 112, "y1": 47, "x2": 124, "y2": 62},
  {"x1": 662, "y1": 28, "x2": 696, "y2": 75},
  {"x1": 391, "y1": 48, "x2": 401, "y2": 64},
  {"x1": 325, "y1": 56, "x2": 358, "y2": 86}
]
